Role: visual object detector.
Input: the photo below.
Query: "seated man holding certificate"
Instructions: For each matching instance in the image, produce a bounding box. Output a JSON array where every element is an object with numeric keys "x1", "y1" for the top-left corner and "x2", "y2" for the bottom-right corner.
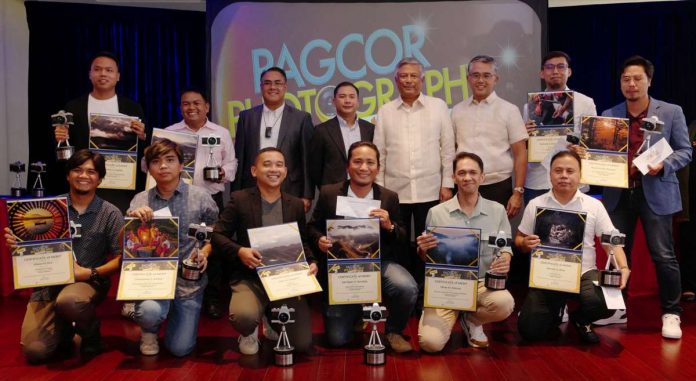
[
  {"x1": 307, "y1": 141, "x2": 418, "y2": 353},
  {"x1": 127, "y1": 139, "x2": 219, "y2": 356},
  {"x1": 417, "y1": 152, "x2": 515, "y2": 352},
  {"x1": 211, "y1": 147, "x2": 319, "y2": 356},
  {"x1": 515, "y1": 151, "x2": 631, "y2": 344},
  {"x1": 4, "y1": 150, "x2": 124, "y2": 363}
]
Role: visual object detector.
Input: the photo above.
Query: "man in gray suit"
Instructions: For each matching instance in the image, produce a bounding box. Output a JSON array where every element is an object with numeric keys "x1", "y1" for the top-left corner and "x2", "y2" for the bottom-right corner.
[
  {"x1": 233, "y1": 67, "x2": 314, "y2": 211},
  {"x1": 601, "y1": 56, "x2": 691, "y2": 339},
  {"x1": 309, "y1": 82, "x2": 374, "y2": 187}
]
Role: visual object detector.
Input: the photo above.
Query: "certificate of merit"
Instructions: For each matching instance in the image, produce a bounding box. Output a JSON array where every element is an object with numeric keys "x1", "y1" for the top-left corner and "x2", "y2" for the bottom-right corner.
[
  {"x1": 328, "y1": 262, "x2": 381, "y2": 304},
  {"x1": 424, "y1": 268, "x2": 478, "y2": 311},
  {"x1": 12, "y1": 242, "x2": 74, "y2": 289},
  {"x1": 116, "y1": 260, "x2": 179, "y2": 300},
  {"x1": 529, "y1": 250, "x2": 582, "y2": 293},
  {"x1": 258, "y1": 263, "x2": 322, "y2": 301}
]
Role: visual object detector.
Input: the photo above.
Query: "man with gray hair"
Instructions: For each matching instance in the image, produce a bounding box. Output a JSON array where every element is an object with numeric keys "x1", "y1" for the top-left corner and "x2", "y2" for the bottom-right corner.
[
  {"x1": 451, "y1": 55, "x2": 528, "y2": 218},
  {"x1": 374, "y1": 57, "x2": 456, "y2": 288}
]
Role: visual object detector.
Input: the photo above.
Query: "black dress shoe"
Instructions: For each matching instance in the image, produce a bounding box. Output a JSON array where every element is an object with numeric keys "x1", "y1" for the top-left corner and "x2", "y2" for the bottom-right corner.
[
  {"x1": 572, "y1": 320, "x2": 600, "y2": 344},
  {"x1": 205, "y1": 303, "x2": 223, "y2": 319}
]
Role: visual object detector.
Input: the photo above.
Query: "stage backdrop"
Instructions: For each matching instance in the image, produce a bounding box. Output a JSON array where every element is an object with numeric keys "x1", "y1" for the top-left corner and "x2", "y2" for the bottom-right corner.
[{"x1": 208, "y1": 0, "x2": 548, "y2": 137}]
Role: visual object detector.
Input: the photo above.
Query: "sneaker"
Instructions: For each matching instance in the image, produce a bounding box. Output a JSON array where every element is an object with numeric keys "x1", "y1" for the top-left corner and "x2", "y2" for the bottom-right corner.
[
  {"x1": 682, "y1": 291, "x2": 696, "y2": 302},
  {"x1": 593, "y1": 309, "x2": 627, "y2": 326},
  {"x1": 560, "y1": 305, "x2": 569, "y2": 323},
  {"x1": 572, "y1": 320, "x2": 600, "y2": 344},
  {"x1": 238, "y1": 327, "x2": 260, "y2": 355},
  {"x1": 262, "y1": 315, "x2": 279, "y2": 341},
  {"x1": 459, "y1": 315, "x2": 489, "y2": 348},
  {"x1": 385, "y1": 333, "x2": 413, "y2": 353},
  {"x1": 661, "y1": 314, "x2": 682, "y2": 339},
  {"x1": 140, "y1": 332, "x2": 159, "y2": 356},
  {"x1": 121, "y1": 302, "x2": 135, "y2": 320}
]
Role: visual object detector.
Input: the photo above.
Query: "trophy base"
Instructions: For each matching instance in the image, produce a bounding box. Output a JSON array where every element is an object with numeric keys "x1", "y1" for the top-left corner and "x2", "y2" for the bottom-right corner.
[
  {"x1": 181, "y1": 259, "x2": 201, "y2": 281},
  {"x1": 274, "y1": 346, "x2": 294, "y2": 367},
  {"x1": 484, "y1": 271, "x2": 507, "y2": 290},
  {"x1": 10, "y1": 187, "x2": 26, "y2": 198},
  {"x1": 203, "y1": 166, "x2": 221, "y2": 182},
  {"x1": 599, "y1": 270, "x2": 622, "y2": 288},
  {"x1": 32, "y1": 188, "x2": 45, "y2": 198},
  {"x1": 364, "y1": 345, "x2": 386, "y2": 365},
  {"x1": 56, "y1": 146, "x2": 75, "y2": 161}
]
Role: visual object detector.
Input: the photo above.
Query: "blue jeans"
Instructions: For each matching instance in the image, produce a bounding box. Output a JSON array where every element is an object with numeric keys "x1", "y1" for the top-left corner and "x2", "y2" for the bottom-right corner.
[
  {"x1": 609, "y1": 188, "x2": 682, "y2": 315},
  {"x1": 324, "y1": 260, "x2": 417, "y2": 347},
  {"x1": 134, "y1": 281, "x2": 205, "y2": 357}
]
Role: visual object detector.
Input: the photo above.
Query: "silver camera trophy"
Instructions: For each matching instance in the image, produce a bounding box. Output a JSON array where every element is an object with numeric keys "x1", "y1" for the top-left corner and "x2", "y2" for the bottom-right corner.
[
  {"x1": 599, "y1": 230, "x2": 626, "y2": 288},
  {"x1": 271, "y1": 304, "x2": 296, "y2": 367},
  {"x1": 30, "y1": 162, "x2": 47, "y2": 197},
  {"x1": 484, "y1": 231, "x2": 512, "y2": 290},
  {"x1": 9, "y1": 161, "x2": 27, "y2": 197},
  {"x1": 636, "y1": 115, "x2": 664, "y2": 155},
  {"x1": 202, "y1": 135, "x2": 223, "y2": 182},
  {"x1": 52, "y1": 110, "x2": 75, "y2": 160},
  {"x1": 362, "y1": 303, "x2": 387, "y2": 365},
  {"x1": 69, "y1": 221, "x2": 82, "y2": 239},
  {"x1": 181, "y1": 223, "x2": 213, "y2": 281}
]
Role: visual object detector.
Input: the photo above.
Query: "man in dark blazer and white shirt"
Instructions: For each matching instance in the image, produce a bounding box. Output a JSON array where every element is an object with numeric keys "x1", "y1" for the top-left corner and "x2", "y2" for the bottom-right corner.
[
  {"x1": 307, "y1": 141, "x2": 418, "y2": 353},
  {"x1": 309, "y1": 82, "x2": 374, "y2": 187},
  {"x1": 600, "y1": 56, "x2": 691, "y2": 339},
  {"x1": 233, "y1": 67, "x2": 314, "y2": 211}
]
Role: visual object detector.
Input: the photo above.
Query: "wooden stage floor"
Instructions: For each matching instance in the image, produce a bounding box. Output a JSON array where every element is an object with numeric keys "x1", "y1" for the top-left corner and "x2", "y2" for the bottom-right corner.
[{"x1": 0, "y1": 294, "x2": 694, "y2": 381}]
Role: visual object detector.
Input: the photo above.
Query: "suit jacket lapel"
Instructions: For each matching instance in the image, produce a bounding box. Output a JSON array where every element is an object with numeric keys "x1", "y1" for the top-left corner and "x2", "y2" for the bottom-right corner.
[
  {"x1": 250, "y1": 106, "x2": 263, "y2": 153},
  {"x1": 248, "y1": 187, "x2": 263, "y2": 228},
  {"x1": 359, "y1": 119, "x2": 371, "y2": 141},
  {"x1": 328, "y1": 117, "x2": 348, "y2": 160},
  {"x1": 281, "y1": 192, "x2": 294, "y2": 223},
  {"x1": 647, "y1": 97, "x2": 661, "y2": 118},
  {"x1": 276, "y1": 104, "x2": 291, "y2": 148}
]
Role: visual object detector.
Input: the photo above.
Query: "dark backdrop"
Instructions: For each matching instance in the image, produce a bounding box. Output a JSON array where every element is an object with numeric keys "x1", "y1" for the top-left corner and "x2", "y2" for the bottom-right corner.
[
  {"x1": 549, "y1": 1, "x2": 696, "y2": 122},
  {"x1": 25, "y1": 1, "x2": 206, "y2": 189}
]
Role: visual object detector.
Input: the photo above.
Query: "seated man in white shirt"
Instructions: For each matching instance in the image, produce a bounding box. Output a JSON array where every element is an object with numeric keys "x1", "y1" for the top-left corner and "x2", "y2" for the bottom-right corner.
[
  {"x1": 515, "y1": 150, "x2": 630, "y2": 344},
  {"x1": 417, "y1": 152, "x2": 515, "y2": 351}
]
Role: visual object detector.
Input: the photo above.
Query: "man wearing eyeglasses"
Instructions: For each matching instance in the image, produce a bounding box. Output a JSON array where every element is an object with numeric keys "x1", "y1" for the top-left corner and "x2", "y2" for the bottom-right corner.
[
  {"x1": 523, "y1": 51, "x2": 597, "y2": 205},
  {"x1": 233, "y1": 67, "x2": 315, "y2": 212},
  {"x1": 451, "y1": 55, "x2": 528, "y2": 218}
]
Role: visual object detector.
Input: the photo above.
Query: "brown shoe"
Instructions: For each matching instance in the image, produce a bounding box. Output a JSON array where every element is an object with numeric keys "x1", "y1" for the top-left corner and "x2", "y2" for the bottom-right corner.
[{"x1": 386, "y1": 333, "x2": 413, "y2": 353}]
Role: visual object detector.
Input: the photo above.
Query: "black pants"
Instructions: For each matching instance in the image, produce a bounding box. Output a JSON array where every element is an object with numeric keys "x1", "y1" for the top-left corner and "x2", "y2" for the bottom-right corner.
[
  {"x1": 518, "y1": 270, "x2": 612, "y2": 341},
  {"x1": 204, "y1": 191, "x2": 227, "y2": 306},
  {"x1": 398, "y1": 200, "x2": 439, "y2": 276},
  {"x1": 479, "y1": 177, "x2": 512, "y2": 208}
]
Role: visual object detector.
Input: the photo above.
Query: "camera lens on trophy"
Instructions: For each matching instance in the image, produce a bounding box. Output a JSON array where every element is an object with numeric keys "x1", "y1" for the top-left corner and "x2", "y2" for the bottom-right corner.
[
  {"x1": 371, "y1": 311, "x2": 381, "y2": 321},
  {"x1": 496, "y1": 238, "x2": 506, "y2": 247}
]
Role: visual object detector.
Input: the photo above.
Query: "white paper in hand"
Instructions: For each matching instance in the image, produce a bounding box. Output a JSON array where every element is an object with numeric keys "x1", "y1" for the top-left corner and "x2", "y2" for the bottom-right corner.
[
  {"x1": 153, "y1": 207, "x2": 172, "y2": 217},
  {"x1": 335, "y1": 196, "x2": 381, "y2": 218},
  {"x1": 633, "y1": 137, "x2": 673, "y2": 175}
]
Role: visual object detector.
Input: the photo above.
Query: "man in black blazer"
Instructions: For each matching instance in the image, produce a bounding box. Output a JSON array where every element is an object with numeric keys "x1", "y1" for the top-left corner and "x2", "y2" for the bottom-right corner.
[
  {"x1": 212, "y1": 147, "x2": 319, "y2": 356},
  {"x1": 307, "y1": 142, "x2": 418, "y2": 353},
  {"x1": 52, "y1": 51, "x2": 148, "y2": 213},
  {"x1": 232, "y1": 67, "x2": 314, "y2": 211},
  {"x1": 309, "y1": 82, "x2": 374, "y2": 187}
]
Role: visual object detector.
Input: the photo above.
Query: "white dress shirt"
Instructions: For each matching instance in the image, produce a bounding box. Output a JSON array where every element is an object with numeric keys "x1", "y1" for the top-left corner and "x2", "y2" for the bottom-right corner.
[
  {"x1": 338, "y1": 115, "x2": 362, "y2": 156},
  {"x1": 374, "y1": 93, "x2": 455, "y2": 203},
  {"x1": 165, "y1": 119, "x2": 237, "y2": 194},
  {"x1": 518, "y1": 189, "x2": 616, "y2": 274},
  {"x1": 523, "y1": 88, "x2": 597, "y2": 190},
  {"x1": 452, "y1": 91, "x2": 528, "y2": 185}
]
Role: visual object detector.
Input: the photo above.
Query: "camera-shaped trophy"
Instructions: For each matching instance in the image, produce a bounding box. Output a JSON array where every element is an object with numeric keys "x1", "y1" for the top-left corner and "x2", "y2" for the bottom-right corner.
[
  {"x1": 30, "y1": 162, "x2": 47, "y2": 197},
  {"x1": 9, "y1": 161, "x2": 27, "y2": 197},
  {"x1": 182, "y1": 223, "x2": 213, "y2": 281},
  {"x1": 599, "y1": 230, "x2": 626, "y2": 288},
  {"x1": 636, "y1": 115, "x2": 664, "y2": 155},
  {"x1": 363, "y1": 303, "x2": 387, "y2": 365},
  {"x1": 201, "y1": 135, "x2": 222, "y2": 182},
  {"x1": 69, "y1": 221, "x2": 82, "y2": 239},
  {"x1": 484, "y1": 231, "x2": 512, "y2": 290},
  {"x1": 271, "y1": 304, "x2": 295, "y2": 366},
  {"x1": 52, "y1": 110, "x2": 75, "y2": 160}
]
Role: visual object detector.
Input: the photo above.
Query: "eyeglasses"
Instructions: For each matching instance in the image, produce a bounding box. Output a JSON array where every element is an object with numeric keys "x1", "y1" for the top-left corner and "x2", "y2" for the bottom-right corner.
[
  {"x1": 543, "y1": 63, "x2": 569, "y2": 71},
  {"x1": 468, "y1": 72, "x2": 495, "y2": 81},
  {"x1": 262, "y1": 80, "x2": 286, "y2": 87}
]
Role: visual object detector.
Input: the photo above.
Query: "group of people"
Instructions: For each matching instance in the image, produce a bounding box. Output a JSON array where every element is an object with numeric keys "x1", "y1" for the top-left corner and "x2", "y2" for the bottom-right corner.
[{"x1": 4, "y1": 49, "x2": 691, "y2": 364}]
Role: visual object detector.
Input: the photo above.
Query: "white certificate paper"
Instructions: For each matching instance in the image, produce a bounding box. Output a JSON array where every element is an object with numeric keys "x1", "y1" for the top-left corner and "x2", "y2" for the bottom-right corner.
[
  {"x1": 12, "y1": 242, "x2": 75, "y2": 289},
  {"x1": 633, "y1": 137, "x2": 673, "y2": 175},
  {"x1": 117, "y1": 260, "x2": 179, "y2": 300},
  {"x1": 335, "y1": 196, "x2": 381, "y2": 218}
]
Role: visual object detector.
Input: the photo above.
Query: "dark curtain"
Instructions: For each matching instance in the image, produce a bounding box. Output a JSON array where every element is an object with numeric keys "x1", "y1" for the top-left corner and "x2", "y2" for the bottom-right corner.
[
  {"x1": 549, "y1": 1, "x2": 696, "y2": 122},
  {"x1": 25, "y1": 1, "x2": 206, "y2": 190}
]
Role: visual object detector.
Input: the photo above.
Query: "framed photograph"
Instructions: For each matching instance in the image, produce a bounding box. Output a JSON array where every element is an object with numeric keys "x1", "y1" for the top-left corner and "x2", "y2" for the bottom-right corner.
[
  {"x1": 533, "y1": 207, "x2": 586, "y2": 251},
  {"x1": 151, "y1": 128, "x2": 198, "y2": 170},
  {"x1": 123, "y1": 217, "x2": 179, "y2": 258},
  {"x1": 6, "y1": 197, "x2": 70, "y2": 244},
  {"x1": 89, "y1": 113, "x2": 138, "y2": 152},
  {"x1": 527, "y1": 91, "x2": 575, "y2": 127},
  {"x1": 579, "y1": 116, "x2": 630, "y2": 188}
]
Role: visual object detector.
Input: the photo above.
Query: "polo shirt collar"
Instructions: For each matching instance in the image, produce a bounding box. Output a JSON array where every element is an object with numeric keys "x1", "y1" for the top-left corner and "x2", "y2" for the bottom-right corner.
[
  {"x1": 66, "y1": 193, "x2": 103, "y2": 215},
  {"x1": 546, "y1": 189, "x2": 583, "y2": 207},
  {"x1": 443, "y1": 194, "x2": 489, "y2": 218}
]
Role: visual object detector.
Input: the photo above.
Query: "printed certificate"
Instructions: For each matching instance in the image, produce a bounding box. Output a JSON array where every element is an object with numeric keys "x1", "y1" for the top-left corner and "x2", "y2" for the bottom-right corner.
[
  {"x1": 98, "y1": 152, "x2": 138, "y2": 190},
  {"x1": 527, "y1": 91, "x2": 575, "y2": 163},
  {"x1": 423, "y1": 226, "x2": 480, "y2": 311},
  {"x1": 529, "y1": 207, "x2": 586, "y2": 293},
  {"x1": 117, "y1": 217, "x2": 180, "y2": 300},
  {"x1": 249, "y1": 222, "x2": 322, "y2": 301},
  {"x1": 326, "y1": 218, "x2": 381, "y2": 304},
  {"x1": 579, "y1": 116, "x2": 629, "y2": 188},
  {"x1": 12, "y1": 241, "x2": 74, "y2": 289}
]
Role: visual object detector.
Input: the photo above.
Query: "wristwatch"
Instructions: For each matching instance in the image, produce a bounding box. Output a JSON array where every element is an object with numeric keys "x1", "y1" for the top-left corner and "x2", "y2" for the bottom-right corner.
[
  {"x1": 513, "y1": 187, "x2": 524, "y2": 194},
  {"x1": 89, "y1": 268, "x2": 100, "y2": 282}
]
